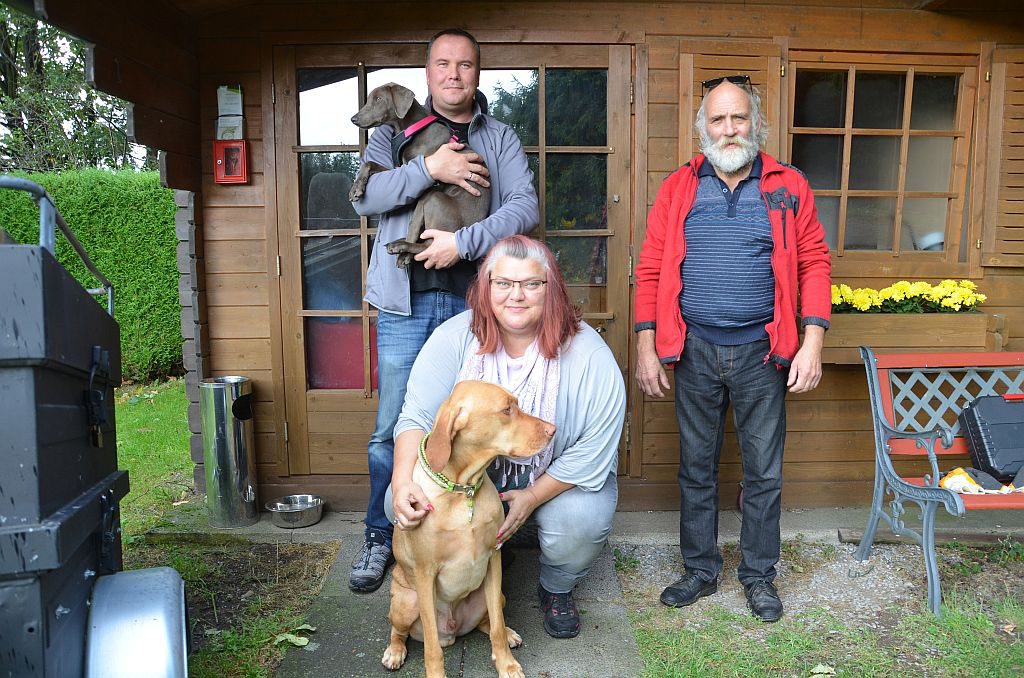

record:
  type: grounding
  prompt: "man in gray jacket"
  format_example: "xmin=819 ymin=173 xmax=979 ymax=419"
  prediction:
xmin=348 ymin=27 xmax=539 ymax=592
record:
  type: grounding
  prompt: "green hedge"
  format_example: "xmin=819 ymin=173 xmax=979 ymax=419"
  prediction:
xmin=0 ymin=170 xmax=180 ymax=381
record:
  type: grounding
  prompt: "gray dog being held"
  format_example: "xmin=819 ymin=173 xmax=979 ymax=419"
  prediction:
xmin=349 ymin=83 xmax=490 ymax=268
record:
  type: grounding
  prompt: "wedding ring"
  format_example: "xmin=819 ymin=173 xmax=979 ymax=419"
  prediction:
xmin=392 ymin=517 xmax=399 ymax=526
xmin=469 ymin=171 xmax=475 ymax=181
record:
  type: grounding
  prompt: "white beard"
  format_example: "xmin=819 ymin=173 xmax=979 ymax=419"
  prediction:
xmin=702 ymin=133 xmax=759 ymax=175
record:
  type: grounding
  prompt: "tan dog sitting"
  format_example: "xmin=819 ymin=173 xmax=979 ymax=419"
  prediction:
xmin=383 ymin=380 xmax=556 ymax=678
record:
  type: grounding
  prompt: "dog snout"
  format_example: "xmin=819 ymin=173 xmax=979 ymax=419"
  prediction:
xmin=543 ymin=422 xmax=556 ymax=439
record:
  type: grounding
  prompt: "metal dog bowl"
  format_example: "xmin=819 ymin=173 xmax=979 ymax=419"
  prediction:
xmin=265 ymin=494 xmax=324 ymax=529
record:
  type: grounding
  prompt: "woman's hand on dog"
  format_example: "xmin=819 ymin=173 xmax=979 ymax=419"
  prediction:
xmin=424 ymin=142 xmax=490 ymax=196
xmin=495 ymin=487 xmax=540 ymax=547
xmin=393 ymin=480 xmax=433 ymax=529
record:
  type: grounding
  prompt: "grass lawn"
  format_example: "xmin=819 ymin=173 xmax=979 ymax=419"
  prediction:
xmin=115 ymin=378 xmax=194 ymax=540
xmin=618 ymin=539 xmax=1024 ymax=678
xmin=114 ymin=378 xmax=338 ymax=678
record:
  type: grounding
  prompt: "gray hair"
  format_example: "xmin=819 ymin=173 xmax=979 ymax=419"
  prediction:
xmin=482 ymin=235 xmax=551 ymax=276
xmin=694 ymin=83 xmax=769 ymax=150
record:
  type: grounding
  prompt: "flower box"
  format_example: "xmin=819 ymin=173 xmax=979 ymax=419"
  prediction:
xmin=818 ymin=313 xmax=1007 ymax=364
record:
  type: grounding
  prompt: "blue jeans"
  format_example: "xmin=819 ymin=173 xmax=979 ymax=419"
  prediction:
xmin=364 ymin=291 xmax=466 ymax=545
xmin=673 ymin=333 xmax=787 ymax=585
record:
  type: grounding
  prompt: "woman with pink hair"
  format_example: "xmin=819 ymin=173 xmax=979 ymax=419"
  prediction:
xmin=389 ymin=235 xmax=624 ymax=639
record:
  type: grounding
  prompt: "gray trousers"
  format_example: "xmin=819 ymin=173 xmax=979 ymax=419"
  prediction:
xmin=385 ymin=470 xmax=617 ymax=593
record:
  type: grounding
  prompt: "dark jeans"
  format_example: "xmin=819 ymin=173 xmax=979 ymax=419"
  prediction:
xmin=673 ymin=333 xmax=787 ymax=585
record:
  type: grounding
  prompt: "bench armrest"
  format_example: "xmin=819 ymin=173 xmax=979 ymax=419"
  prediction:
xmin=876 ymin=417 xmax=955 ymax=487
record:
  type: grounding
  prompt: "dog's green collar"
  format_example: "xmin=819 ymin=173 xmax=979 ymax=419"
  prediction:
xmin=418 ymin=433 xmax=485 ymax=522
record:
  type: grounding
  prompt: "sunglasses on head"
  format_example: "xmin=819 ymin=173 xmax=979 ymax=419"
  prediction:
xmin=701 ymin=75 xmax=752 ymax=95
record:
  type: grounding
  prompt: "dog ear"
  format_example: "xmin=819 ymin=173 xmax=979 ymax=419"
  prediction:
xmin=424 ymin=402 xmax=466 ymax=471
xmin=390 ymin=84 xmax=416 ymax=119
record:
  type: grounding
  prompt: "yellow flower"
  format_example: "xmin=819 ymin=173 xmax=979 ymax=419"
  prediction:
xmin=831 ymin=279 xmax=985 ymax=313
xmin=851 ymin=288 xmax=879 ymax=311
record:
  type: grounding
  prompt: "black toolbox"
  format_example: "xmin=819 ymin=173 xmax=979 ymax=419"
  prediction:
xmin=958 ymin=394 xmax=1024 ymax=480
xmin=0 ymin=244 xmax=126 ymax=676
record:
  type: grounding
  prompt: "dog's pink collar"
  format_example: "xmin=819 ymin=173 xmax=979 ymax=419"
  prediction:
xmin=404 ymin=115 xmax=459 ymax=143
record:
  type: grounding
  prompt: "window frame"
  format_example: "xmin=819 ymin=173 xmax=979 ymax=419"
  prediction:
xmin=786 ymin=51 xmax=980 ymax=279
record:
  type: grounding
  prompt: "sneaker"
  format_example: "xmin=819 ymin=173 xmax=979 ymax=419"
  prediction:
xmin=659 ymin=573 xmax=718 ymax=608
xmin=348 ymin=531 xmax=394 ymax=593
xmin=537 ymin=585 xmax=581 ymax=638
xmin=744 ymin=579 xmax=783 ymax=622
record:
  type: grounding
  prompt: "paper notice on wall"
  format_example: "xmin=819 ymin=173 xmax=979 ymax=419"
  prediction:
xmin=217 ymin=115 xmax=244 ymax=140
xmin=217 ymin=85 xmax=244 ymax=139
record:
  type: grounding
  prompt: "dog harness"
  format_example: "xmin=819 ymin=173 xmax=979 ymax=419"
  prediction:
xmin=390 ymin=115 xmax=460 ymax=168
xmin=418 ymin=433 xmax=486 ymax=523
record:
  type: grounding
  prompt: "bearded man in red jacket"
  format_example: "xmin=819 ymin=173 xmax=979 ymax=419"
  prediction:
xmin=634 ymin=76 xmax=832 ymax=623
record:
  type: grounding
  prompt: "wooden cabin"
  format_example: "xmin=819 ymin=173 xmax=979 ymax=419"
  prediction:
xmin=20 ymin=0 xmax=1024 ymax=510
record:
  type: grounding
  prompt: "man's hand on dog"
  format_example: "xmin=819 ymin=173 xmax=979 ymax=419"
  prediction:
xmin=496 ymin=487 xmax=540 ymax=547
xmin=424 ymin=141 xmax=490 ymax=196
xmin=414 ymin=230 xmax=461 ymax=269
xmin=392 ymin=481 xmax=433 ymax=529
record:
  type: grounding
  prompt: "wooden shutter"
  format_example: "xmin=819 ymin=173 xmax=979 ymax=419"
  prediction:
xmin=678 ymin=39 xmax=785 ymax=163
xmin=982 ymin=47 xmax=1024 ymax=267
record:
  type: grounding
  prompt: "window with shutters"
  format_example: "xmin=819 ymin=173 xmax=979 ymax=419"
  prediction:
xmin=787 ymin=52 xmax=978 ymax=277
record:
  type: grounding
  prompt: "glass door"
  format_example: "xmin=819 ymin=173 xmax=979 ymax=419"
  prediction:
xmin=273 ymin=43 xmax=631 ymax=476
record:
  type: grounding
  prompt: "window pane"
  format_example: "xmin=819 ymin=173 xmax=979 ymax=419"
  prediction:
xmin=300 ymin=153 xmax=361 ymax=230
xmin=853 ymin=72 xmax=905 ymax=129
xmin=546 ymin=69 xmax=607 ymax=146
xmin=845 ymin=197 xmax=896 ymax=250
xmin=305 ymin=317 xmax=376 ymax=390
xmin=366 ymin=67 xmax=428 ymax=102
xmin=902 ymin=198 xmax=948 ymax=251
xmin=546 ymin=154 xmax=607 ymax=230
xmin=481 ymin=69 xmax=539 ymax=146
xmin=791 ymin=135 xmax=843 ymax=190
xmin=302 ymin=235 xmax=362 ymax=310
xmin=547 ymin=236 xmax=607 ymax=285
xmin=911 ymin=74 xmax=959 ymax=130
xmin=849 ymin=136 xmax=900 ymax=190
xmin=815 ymin=196 xmax=840 ymax=250
xmin=527 ymin=152 xmax=540 ymax=197
xmin=299 ymin=68 xmax=359 ymax=145
xmin=794 ymin=70 xmax=847 ymax=128
xmin=906 ymin=137 xmax=953 ymax=192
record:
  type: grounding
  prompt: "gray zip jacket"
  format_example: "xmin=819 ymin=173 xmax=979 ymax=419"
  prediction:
xmin=352 ymin=96 xmax=539 ymax=315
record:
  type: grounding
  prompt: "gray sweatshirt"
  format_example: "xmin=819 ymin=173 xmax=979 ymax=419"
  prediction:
xmin=352 ymin=98 xmax=539 ymax=315
xmin=395 ymin=312 xmax=625 ymax=491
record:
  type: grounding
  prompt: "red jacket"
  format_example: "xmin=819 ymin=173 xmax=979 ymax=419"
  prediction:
xmin=634 ymin=152 xmax=832 ymax=367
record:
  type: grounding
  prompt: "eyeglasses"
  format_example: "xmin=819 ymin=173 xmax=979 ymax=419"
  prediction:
xmin=489 ymin=277 xmax=547 ymax=293
xmin=701 ymin=75 xmax=752 ymax=95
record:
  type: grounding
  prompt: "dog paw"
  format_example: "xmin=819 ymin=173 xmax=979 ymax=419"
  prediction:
xmin=496 ymin=659 xmax=525 ymax=678
xmin=381 ymin=644 xmax=408 ymax=670
xmin=505 ymin=626 xmax=523 ymax=648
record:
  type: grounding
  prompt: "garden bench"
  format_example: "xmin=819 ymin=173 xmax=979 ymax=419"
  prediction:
xmin=856 ymin=346 xmax=1024 ymax=615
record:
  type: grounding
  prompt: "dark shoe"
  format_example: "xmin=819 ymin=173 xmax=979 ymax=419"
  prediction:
xmin=348 ymin=531 xmax=394 ymax=593
xmin=744 ymin=579 xmax=783 ymax=622
xmin=660 ymin=573 xmax=718 ymax=608
xmin=538 ymin=585 xmax=581 ymax=638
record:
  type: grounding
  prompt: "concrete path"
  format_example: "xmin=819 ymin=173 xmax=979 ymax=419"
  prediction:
xmin=275 ymin=539 xmax=640 ymax=678
xmin=161 ymin=506 xmax=1024 ymax=677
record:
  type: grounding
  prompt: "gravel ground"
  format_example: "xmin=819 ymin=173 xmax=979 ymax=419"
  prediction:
xmin=614 ymin=535 xmax=1024 ymax=676
xmin=614 ymin=540 xmax=920 ymax=630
